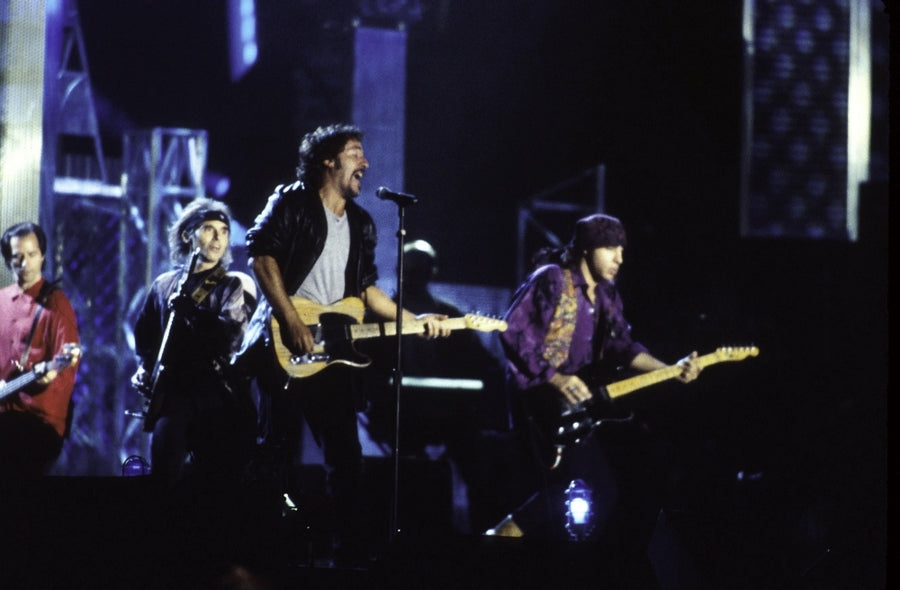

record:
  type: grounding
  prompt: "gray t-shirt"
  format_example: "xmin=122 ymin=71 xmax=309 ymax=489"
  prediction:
xmin=295 ymin=203 xmax=350 ymax=304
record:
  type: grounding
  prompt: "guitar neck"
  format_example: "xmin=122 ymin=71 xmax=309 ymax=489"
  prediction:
xmin=0 ymin=372 xmax=38 ymax=402
xmin=350 ymin=317 xmax=469 ymax=341
xmin=604 ymin=352 xmax=722 ymax=399
xmin=0 ymin=345 xmax=80 ymax=403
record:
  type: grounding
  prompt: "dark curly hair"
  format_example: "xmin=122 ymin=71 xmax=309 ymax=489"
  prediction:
xmin=296 ymin=123 xmax=364 ymax=189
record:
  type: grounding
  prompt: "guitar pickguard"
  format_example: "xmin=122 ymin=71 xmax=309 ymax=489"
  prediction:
xmin=286 ymin=313 xmax=371 ymax=372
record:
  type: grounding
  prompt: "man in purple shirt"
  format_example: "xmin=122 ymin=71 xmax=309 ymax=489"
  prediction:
xmin=502 ymin=213 xmax=700 ymax=399
xmin=495 ymin=214 xmax=702 ymax=585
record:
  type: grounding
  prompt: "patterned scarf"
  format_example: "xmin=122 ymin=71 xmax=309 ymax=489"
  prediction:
xmin=542 ymin=268 xmax=578 ymax=368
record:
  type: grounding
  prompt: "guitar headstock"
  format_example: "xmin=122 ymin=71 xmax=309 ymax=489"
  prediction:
xmin=464 ymin=314 xmax=508 ymax=333
xmin=52 ymin=343 xmax=83 ymax=370
xmin=713 ymin=346 xmax=759 ymax=361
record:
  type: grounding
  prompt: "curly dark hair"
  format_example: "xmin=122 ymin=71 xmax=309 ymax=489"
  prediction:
xmin=296 ymin=123 xmax=364 ymax=189
xmin=1 ymin=221 xmax=47 ymax=270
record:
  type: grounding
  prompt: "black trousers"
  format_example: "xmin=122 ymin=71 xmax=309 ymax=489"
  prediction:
xmin=260 ymin=364 xmax=366 ymax=556
xmin=150 ymin=389 xmax=257 ymax=491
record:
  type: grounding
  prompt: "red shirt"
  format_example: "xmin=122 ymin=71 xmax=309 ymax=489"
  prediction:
xmin=0 ymin=278 xmax=80 ymax=437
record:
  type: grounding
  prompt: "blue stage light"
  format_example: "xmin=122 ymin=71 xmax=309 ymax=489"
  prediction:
xmin=564 ymin=478 xmax=594 ymax=541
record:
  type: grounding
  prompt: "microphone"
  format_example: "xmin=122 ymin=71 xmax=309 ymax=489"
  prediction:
xmin=376 ymin=186 xmax=419 ymax=206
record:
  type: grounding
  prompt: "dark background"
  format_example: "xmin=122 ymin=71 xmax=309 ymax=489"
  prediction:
xmin=72 ymin=1 xmax=888 ymax=586
xmin=79 ymin=0 xmax=747 ymax=286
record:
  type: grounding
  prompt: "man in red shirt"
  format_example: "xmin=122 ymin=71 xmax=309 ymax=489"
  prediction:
xmin=0 ymin=222 xmax=81 ymax=481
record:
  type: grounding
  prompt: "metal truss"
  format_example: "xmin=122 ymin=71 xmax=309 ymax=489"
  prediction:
xmin=515 ymin=164 xmax=607 ymax=284
xmin=48 ymin=3 xmax=209 ymax=476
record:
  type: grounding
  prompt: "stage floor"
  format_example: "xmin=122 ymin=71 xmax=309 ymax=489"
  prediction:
xmin=0 ymin=474 xmax=884 ymax=590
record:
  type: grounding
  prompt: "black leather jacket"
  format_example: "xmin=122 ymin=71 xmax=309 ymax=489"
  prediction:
xmin=239 ymin=181 xmax=379 ymax=355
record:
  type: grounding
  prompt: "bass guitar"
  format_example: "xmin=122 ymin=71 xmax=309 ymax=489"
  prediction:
xmin=0 ymin=343 xmax=83 ymax=403
xmin=526 ymin=346 xmax=759 ymax=469
xmin=271 ymin=296 xmax=508 ymax=379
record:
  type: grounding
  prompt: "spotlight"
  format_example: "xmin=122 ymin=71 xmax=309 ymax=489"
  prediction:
xmin=564 ymin=478 xmax=594 ymax=541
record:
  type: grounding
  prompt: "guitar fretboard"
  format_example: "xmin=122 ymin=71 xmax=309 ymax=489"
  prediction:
xmin=349 ymin=317 xmax=470 ymax=340
xmin=0 ymin=373 xmax=38 ymax=402
xmin=604 ymin=348 xmax=758 ymax=399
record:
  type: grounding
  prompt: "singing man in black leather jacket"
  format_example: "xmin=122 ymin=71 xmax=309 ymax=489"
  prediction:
xmin=238 ymin=123 xmax=449 ymax=568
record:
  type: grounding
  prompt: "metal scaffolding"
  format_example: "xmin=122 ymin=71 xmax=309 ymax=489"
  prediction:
xmin=53 ymin=128 xmax=209 ymax=475
xmin=48 ymin=3 xmax=209 ymax=475
xmin=515 ymin=164 xmax=607 ymax=284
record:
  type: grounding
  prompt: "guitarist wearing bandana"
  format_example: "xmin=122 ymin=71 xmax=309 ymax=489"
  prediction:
xmin=0 ymin=222 xmax=81 ymax=482
xmin=497 ymin=214 xmax=703 ymax=586
xmin=131 ymin=198 xmax=258 ymax=504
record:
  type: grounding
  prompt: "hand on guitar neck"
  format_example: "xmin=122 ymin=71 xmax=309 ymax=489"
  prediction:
xmin=529 ymin=346 xmax=759 ymax=470
xmin=35 ymin=368 xmax=59 ymax=386
xmin=0 ymin=343 xmax=82 ymax=404
xmin=548 ymin=351 xmax=704 ymax=408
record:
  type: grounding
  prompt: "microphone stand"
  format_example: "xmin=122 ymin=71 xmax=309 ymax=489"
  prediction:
xmin=142 ymin=249 xmax=201 ymax=432
xmin=389 ymin=201 xmax=409 ymax=543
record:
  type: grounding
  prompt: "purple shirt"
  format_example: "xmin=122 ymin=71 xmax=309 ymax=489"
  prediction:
xmin=500 ymin=264 xmax=647 ymax=391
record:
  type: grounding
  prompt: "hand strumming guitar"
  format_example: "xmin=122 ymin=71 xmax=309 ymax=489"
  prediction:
xmin=277 ymin=310 xmax=316 ymax=356
xmin=548 ymin=372 xmax=592 ymax=406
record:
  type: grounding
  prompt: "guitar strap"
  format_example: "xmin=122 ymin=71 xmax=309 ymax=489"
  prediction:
xmin=19 ymin=280 xmax=60 ymax=367
xmin=542 ymin=268 xmax=578 ymax=368
xmin=533 ymin=268 xmax=578 ymax=470
xmin=188 ymin=264 xmax=228 ymax=305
